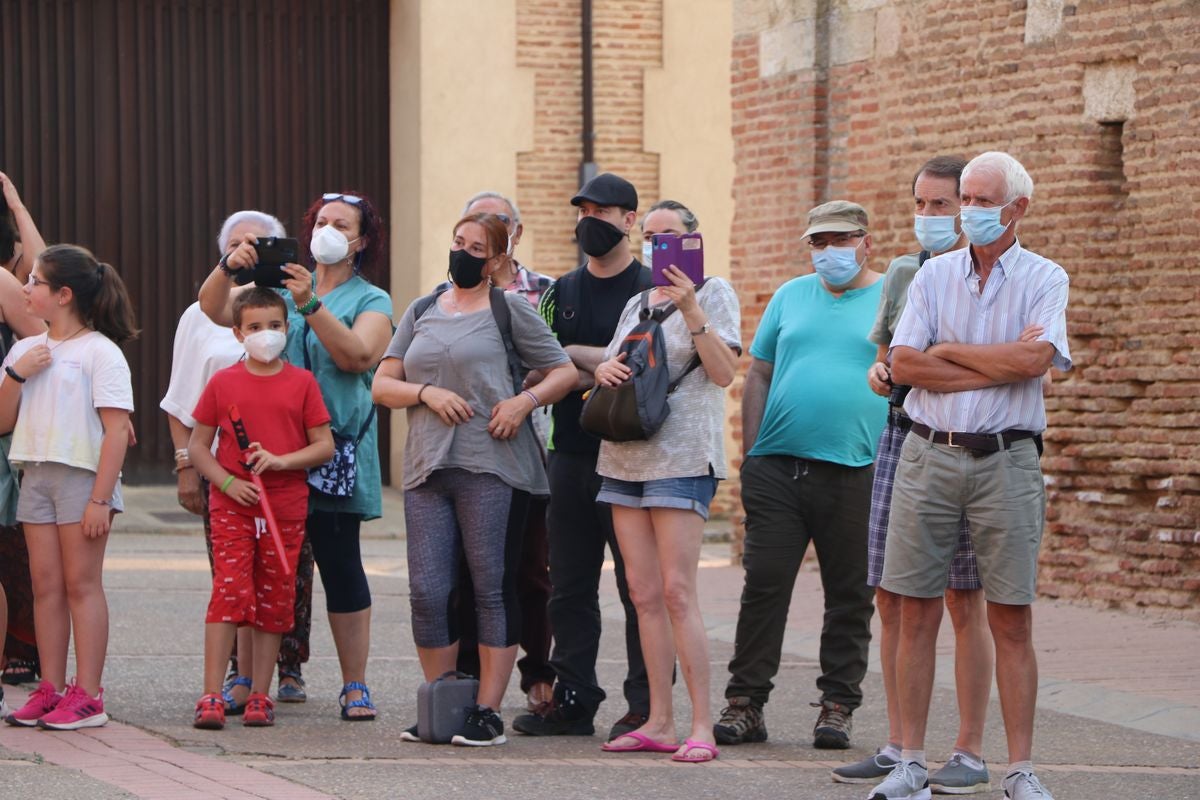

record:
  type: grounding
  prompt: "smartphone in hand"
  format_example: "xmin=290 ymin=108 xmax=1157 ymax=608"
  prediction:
xmin=650 ymin=232 xmax=704 ymax=287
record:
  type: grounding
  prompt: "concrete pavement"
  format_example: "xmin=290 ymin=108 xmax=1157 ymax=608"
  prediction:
xmin=0 ymin=485 xmax=1197 ymax=799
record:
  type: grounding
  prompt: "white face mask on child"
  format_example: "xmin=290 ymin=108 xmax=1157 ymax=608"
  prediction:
xmin=242 ymin=329 xmax=287 ymax=362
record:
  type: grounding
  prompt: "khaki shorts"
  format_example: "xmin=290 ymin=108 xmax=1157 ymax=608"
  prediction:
xmin=880 ymin=433 xmax=1044 ymax=605
xmin=16 ymin=461 xmax=125 ymax=525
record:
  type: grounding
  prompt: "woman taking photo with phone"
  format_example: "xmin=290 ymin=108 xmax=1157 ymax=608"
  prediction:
xmin=372 ymin=212 xmax=577 ymax=746
xmin=199 ymin=191 xmax=393 ymax=721
xmin=592 ymin=201 xmax=741 ymax=763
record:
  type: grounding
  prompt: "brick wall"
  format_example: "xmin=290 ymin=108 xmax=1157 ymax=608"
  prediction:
xmin=516 ymin=0 xmax=661 ymax=278
xmin=730 ymin=0 xmax=1200 ymax=619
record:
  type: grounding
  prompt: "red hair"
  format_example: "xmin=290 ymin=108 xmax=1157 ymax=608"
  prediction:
xmin=300 ymin=190 xmax=387 ymax=279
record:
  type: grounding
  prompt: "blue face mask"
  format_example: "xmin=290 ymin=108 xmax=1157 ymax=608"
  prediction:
xmin=960 ymin=199 xmax=1015 ymax=246
xmin=641 ymin=241 xmax=653 ymax=267
xmin=811 ymin=240 xmax=863 ymax=287
xmin=913 ymin=214 xmax=960 ymax=254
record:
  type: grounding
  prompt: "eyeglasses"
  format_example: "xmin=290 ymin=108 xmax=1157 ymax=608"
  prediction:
xmin=807 ymin=232 xmax=864 ymax=250
xmin=322 ymin=193 xmax=363 ymax=205
xmin=26 ymin=275 xmax=51 ymax=288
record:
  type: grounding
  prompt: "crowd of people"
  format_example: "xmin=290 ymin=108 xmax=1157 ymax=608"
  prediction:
xmin=0 ymin=150 xmax=1069 ymax=800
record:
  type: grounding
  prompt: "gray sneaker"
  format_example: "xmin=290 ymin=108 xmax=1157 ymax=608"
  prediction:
xmin=1003 ymin=770 xmax=1054 ymax=800
xmin=929 ymin=754 xmax=990 ymax=794
xmin=868 ymin=760 xmax=931 ymax=800
xmin=831 ymin=749 xmax=898 ymax=783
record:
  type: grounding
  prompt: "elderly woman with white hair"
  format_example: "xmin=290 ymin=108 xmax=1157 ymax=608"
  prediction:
xmin=160 ymin=209 xmax=314 ymax=712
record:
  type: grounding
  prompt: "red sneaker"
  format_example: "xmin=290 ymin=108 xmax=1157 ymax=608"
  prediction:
xmin=242 ymin=692 xmax=275 ymax=727
xmin=38 ymin=682 xmax=108 ymax=730
xmin=193 ymin=693 xmax=226 ymax=730
xmin=4 ymin=680 xmax=64 ymax=727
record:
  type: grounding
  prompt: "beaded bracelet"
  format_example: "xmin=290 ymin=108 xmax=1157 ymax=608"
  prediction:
xmin=297 ymin=294 xmax=321 ymax=315
xmin=219 ymin=475 xmax=236 ymax=494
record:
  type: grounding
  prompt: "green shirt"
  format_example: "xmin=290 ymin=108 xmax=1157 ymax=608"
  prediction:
xmin=281 ymin=276 xmax=393 ymax=520
xmin=869 ymin=252 xmax=922 ymax=347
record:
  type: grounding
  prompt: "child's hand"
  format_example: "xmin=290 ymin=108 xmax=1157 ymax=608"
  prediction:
xmin=225 ymin=477 xmax=261 ymax=507
xmin=245 ymin=443 xmax=286 ymax=474
xmin=12 ymin=344 xmax=52 ymax=381
xmin=82 ymin=501 xmax=112 ymax=539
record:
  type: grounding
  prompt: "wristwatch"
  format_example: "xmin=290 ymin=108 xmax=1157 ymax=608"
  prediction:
xmin=690 ymin=322 xmax=711 ymax=336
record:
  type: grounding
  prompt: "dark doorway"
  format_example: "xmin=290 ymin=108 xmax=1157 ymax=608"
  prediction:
xmin=0 ymin=0 xmax=391 ymax=481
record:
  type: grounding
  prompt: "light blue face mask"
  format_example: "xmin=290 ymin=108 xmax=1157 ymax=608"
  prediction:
xmin=811 ymin=240 xmax=863 ymax=287
xmin=641 ymin=241 xmax=653 ymax=267
xmin=913 ymin=214 xmax=960 ymax=253
xmin=960 ymin=199 xmax=1015 ymax=246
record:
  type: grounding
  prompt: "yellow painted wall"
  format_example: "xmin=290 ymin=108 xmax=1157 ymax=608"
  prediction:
xmin=388 ymin=0 xmax=535 ymax=481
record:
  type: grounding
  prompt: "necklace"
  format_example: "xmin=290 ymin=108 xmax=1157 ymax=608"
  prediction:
xmin=47 ymin=326 xmax=89 ymax=353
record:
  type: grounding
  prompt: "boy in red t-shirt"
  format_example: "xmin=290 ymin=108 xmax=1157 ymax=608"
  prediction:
xmin=188 ymin=288 xmax=333 ymax=729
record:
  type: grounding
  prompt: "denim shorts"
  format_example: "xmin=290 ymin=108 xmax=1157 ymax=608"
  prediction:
xmin=596 ymin=475 xmax=719 ymax=521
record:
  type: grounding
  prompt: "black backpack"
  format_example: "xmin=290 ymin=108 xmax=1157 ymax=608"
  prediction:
xmin=579 ymin=291 xmax=701 ymax=442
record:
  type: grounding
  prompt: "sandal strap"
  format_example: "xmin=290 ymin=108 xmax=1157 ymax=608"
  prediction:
xmin=339 ymin=681 xmax=374 ymax=709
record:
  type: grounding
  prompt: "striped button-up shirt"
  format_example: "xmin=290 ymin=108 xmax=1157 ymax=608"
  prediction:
xmin=890 ymin=240 xmax=1071 ymax=434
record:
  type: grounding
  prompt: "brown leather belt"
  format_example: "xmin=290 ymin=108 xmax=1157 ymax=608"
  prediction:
xmin=909 ymin=422 xmax=1036 ymax=454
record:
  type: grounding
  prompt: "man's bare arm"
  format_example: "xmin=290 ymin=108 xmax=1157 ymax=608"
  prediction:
xmin=741 ymin=358 xmax=773 ymax=458
xmin=891 ymin=346 xmax=1000 ymax=393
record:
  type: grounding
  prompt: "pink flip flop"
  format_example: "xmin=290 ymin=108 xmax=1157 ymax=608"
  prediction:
xmin=671 ymin=738 xmax=720 ymax=763
xmin=601 ymin=730 xmax=680 ymax=753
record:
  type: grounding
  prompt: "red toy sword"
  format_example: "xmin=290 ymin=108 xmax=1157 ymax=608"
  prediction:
xmin=228 ymin=405 xmax=292 ymax=576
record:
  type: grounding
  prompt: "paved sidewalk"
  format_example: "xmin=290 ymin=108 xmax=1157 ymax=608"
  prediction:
xmin=0 ymin=485 xmax=1195 ymax=799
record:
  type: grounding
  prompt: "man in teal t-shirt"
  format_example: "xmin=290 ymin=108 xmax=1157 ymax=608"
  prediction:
xmin=714 ymin=200 xmax=885 ymax=752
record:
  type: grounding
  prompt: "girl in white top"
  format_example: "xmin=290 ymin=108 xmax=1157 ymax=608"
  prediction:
xmin=0 ymin=244 xmax=137 ymax=731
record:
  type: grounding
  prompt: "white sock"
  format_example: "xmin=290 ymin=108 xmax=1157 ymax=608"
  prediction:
xmin=901 ymin=750 xmax=927 ymax=769
xmin=1007 ymin=759 xmax=1034 ymax=777
xmin=881 ymin=743 xmax=902 ymax=761
xmin=953 ymin=749 xmax=985 ymax=770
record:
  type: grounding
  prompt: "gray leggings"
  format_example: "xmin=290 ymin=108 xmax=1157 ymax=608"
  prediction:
xmin=404 ymin=468 xmax=528 ymax=649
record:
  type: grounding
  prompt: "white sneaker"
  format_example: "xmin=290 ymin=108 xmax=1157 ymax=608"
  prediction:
xmin=1003 ymin=770 xmax=1054 ymax=800
xmin=869 ymin=760 xmax=932 ymax=800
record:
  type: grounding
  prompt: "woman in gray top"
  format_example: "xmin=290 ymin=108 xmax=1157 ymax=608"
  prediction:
xmin=592 ymin=202 xmax=741 ymax=763
xmin=372 ymin=213 xmax=576 ymax=746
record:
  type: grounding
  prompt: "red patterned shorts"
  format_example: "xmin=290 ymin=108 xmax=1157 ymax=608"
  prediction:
xmin=206 ymin=509 xmax=305 ymax=633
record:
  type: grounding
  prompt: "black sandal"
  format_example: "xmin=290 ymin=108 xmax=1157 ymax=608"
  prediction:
xmin=1 ymin=659 xmax=37 ymax=686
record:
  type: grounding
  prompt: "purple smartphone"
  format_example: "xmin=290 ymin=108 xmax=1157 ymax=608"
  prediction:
xmin=651 ymin=232 xmax=704 ymax=287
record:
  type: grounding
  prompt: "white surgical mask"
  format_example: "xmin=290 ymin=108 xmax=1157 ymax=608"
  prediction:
xmin=309 ymin=225 xmax=359 ymax=265
xmin=242 ymin=329 xmax=287 ymax=363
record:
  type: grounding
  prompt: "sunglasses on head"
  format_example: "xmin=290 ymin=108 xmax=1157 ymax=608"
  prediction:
xmin=322 ymin=193 xmax=363 ymax=205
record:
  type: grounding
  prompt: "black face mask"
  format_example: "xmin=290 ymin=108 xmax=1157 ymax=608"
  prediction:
xmin=448 ymin=248 xmax=489 ymax=289
xmin=575 ymin=216 xmax=626 ymax=258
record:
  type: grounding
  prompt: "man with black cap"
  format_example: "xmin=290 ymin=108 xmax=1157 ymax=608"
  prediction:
xmin=713 ymin=200 xmax=885 ymax=751
xmin=513 ymin=173 xmax=652 ymax=741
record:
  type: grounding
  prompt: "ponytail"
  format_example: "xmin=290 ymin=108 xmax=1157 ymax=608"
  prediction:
xmin=37 ymin=244 xmax=140 ymax=344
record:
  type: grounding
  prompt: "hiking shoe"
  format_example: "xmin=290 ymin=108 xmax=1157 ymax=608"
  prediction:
xmin=38 ymin=683 xmax=109 ymax=730
xmin=242 ymin=692 xmax=275 ymax=727
xmin=193 ymin=693 xmax=226 ymax=730
xmin=607 ymin=710 xmax=649 ymax=741
xmin=400 ymin=723 xmax=420 ymax=742
xmin=512 ymin=686 xmax=595 ymax=736
xmin=831 ymin=749 xmax=899 ymax=783
xmin=713 ymin=696 xmax=767 ymax=744
xmin=869 ymin=760 xmax=931 ymax=800
xmin=812 ymin=699 xmax=852 ymax=749
xmin=4 ymin=680 xmax=63 ymax=727
xmin=451 ymin=705 xmax=507 ymax=746
xmin=930 ymin=754 xmax=990 ymax=794
xmin=1003 ymin=770 xmax=1054 ymax=800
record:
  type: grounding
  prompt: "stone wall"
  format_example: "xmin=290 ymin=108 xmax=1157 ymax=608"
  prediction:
xmin=729 ymin=0 xmax=1200 ymax=618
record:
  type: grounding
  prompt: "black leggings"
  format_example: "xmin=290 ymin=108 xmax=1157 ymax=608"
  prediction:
xmin=307 ymin=509 xmax=372 ymax=614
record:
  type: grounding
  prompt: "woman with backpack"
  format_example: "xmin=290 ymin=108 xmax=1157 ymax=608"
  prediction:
xmin=371 ymin=212 xmax=577 ymax=746
xmin=591 ymin=201 xmax=741 ymax=763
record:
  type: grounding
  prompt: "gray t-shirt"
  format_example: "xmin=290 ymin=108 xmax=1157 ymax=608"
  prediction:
xmin=385 ymin=292 xmax=570 ymax=495
xmin=596 ymin=278 xmax=742 ymax=482
xmin=869 ymin=252 xmax=921 ymax=346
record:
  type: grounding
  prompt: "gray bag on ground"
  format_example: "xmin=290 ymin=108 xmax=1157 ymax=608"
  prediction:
xmin=417 ymin=670 xmax=479 ymax=743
